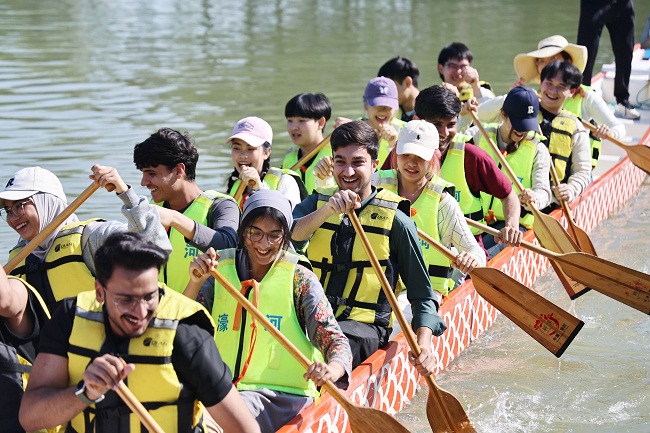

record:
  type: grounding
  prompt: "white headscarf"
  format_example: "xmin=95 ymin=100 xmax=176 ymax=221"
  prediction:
xmin=12 ymin=191 xmax=79 ymax=261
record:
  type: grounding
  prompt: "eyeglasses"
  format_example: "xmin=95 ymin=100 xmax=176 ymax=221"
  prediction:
xmin=103 ymin=287 xmax=163 ymax=313
xmin=245 ymin=227 xmax=284 ymax=244
xmin=444 ymin=62 xmax=469 ymax=72
xmin=0 ymin=199 xmax=33 ymax=221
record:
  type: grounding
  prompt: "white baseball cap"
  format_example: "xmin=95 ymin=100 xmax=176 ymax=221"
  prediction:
xmin=396 ymin=120 xmax=439 ymax=161
xmin=0 ymin=167 xmax=66 ymax=207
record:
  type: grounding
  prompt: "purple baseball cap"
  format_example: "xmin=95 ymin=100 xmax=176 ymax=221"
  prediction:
xmin=363 ymin=77 xmax=399 ymax=110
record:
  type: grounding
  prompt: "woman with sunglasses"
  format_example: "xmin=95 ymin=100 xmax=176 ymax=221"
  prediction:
xmin=185 ymin=189 xmax=351 ymax=433
xmin=0 ymin=165 xmax=170 ymax=312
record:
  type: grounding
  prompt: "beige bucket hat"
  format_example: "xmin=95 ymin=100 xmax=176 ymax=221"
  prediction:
xmin=514 ymin=35 xmax=588 ymax=83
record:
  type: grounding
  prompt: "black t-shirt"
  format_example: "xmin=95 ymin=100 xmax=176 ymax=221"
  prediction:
xmin=39 ymin=297 xmax=233 ymax=408
xmin=0 ymin=288 xmax=48 ymax=363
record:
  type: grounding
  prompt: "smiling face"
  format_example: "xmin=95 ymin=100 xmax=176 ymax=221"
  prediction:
xmin=244 ymin=215 xmax=285 ymax=277
xmin=365 ymin=104 xmax=396 ymax=131
xmin=96 ymin=265 xmax=160 ymax=338
xmin=333 ymin=144 xmax=378 ymax=200
xmin=3 ymin=198 xmax=39 ymax=241
xmin=397 ymin=153 xmax=429 ymax=184
xmin=424 ymin=116 xmax=458 ymax=156
xmin=231 ymin=138 xmax=270 ymax=175
xmin=438 ymin=58 xmax=470 ymax=87
xmin=139 ymin=164 xmax=179 ymax=204
xmin=286 ymin=117 xmax=323 ymax=148
xmin=540 ymin=72 xmax=573 ymax=114
xmin=499 ymin=116 xmax=528 ymax=145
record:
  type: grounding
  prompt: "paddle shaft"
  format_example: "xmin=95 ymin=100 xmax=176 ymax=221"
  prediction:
xmin=208 ymin=269 xmax=353 ymax=407
xmin=4 ymin=183 xmax=99 ymax=273
xmin=348 ymin=211 xmax=470 ymax=432
xmin=115 ymin=382 xmax=165 ymax=433
xmin=549 ymin=157 xmax=579 ymax=239
xmin=232 ymin=179 xmax=256 ymax=204
xmin=290 ymin=133 xmax=332 ymax=171
xmin=580 ymin=118 xmax=631 ymax=149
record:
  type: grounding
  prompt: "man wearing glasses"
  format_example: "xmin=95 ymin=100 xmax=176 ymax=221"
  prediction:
xmin=437 ymin=42 xmax=495 ymax=102
xmin=19 ymin=232 xmax=260 ymax=433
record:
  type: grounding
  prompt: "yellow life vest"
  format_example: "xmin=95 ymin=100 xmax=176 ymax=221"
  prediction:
xmin=476 ymin=124 xmax=537 ymax=229
xmin=67 ymin=288 xmax=214 ymax=433
xmin=282 ymin=145 xmax=333 ymax=195
xmin=9 ymin=219 xmax=102 ymax=311
xmin=306 ymin=187 xmax=408 ymax=327
xmin=541 ymin=110 xmax=578 ymax=183
xmin=374 ymin=170 xmax=455 ymax=295
xmin=440 ymin=142 xmax=486 ymax=235
xmin=229 ymin=167 xmax=308 ymax=208
xmin=212 ymin=249 xmax=322 ymax=397
xmin=561 ymin=84 xmax=601 ymax=169
xmin=0 ymin=277 xmax=55 ymax=433
xmin=154 ymin=190 xmax=235 ymax=293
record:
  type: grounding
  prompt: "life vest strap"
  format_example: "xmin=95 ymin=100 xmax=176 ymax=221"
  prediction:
xmin=327 ymin=295 xmax=393 ymax=313
xmin=313 ymin=259 xmax=390 ymax=273
xmin=464 ymin=209 xmax=484 ymax=222
xmin=428 ymin=264 xmax=452 ymax=279
xmin=12 ymin=254 xmax=85 ymax=276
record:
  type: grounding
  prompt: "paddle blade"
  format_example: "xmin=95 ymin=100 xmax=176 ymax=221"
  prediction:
xmin=346 ymin=404 xmax=411 ymax=433
xmin=625 ymin=144 xmax=650 ymax=175
xmin=425 ymin=379 xmax=475 ymax=433
xmin=533 ymin=213 xmax=591 ymax=299
xmin=472 ymin=267 xmax=584 ymax=357
xmin=567 ymin=223 xmax=598 ymax=257
xmin=555 ymin=253 xmax=650 ymax=315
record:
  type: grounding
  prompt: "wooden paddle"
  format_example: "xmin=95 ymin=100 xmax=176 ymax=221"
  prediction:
xmin=580 ymin=119 xmax=650 ymax=174
xmin=348 ymin=212 xmax=475 ymax=433
xmin=232 ymin=179 xmax=256 ymax=205
xmin=417 ymin=229 xmax=583 ymax=357
xmin=465 ymin=219 xmax=650 ymax=315
xmin=289 ymin=133 xmax=332 ymax=171
xmin=115 ymin=359 xmax=165 ymax=433
xmin=4 ymin=183 xmax=99 ymax=273
xmin=208 ymin=268 xmax=412 ymax=433
xmin=469 ymin=110 xmax=590 ymax=299
xmin=549 ymin=157 xmax=597 ymax=256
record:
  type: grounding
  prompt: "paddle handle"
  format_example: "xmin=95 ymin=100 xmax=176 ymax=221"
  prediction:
xmin=580 ymin=118 xmax=628 ymax=148
xmin=347 ymin=212 xmax=422 ymax=357
xmin=548 ymin=156 xmax=580 ymax=240
xmin=232 ymin=179 xmax=256 ymax=203
xmin=4 ymin=183 xmax=99 ymax=273
xmin=417 ymin=229 xmax=457 ymax=262
xmin=115 ymin=382 xmax=165 ymax=433
xmin=208 ymin=268 xmax=352 ymax=407
xmin=290 ymin=133 xmax=332 ymax=171
xmin=464 ymin=217 xmax=557 ymax=259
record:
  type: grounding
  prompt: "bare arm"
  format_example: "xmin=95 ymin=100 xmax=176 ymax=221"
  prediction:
xmin=498 ymin=190 xmax=523 ymax=247
xmin=206 ymin=386 xmax=261 ymax=433
xmin=0 ymin=267 xmax=31 ymax=338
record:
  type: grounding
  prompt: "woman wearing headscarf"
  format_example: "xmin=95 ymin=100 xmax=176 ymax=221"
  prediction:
xmin=186 ymin=189 xmax=351 ymax=433
xmin=0 ymin=165 xmax=170 ymax=311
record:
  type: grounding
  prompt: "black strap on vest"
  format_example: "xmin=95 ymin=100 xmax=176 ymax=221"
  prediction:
xmin=428 ymin=264 xmax=452 ymax=279
xmin=11 ymin=254 xmax=85 ymax=276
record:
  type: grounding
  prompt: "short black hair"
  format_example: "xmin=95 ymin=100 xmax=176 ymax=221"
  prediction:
xmin=133 ymin=128 xmax=199 ymax=180
xmin=285 ymin=93 xmax=332 ymax=122
xmin=94 ymin=232 xmax=168 ymax=287
xmin=330 ymin=121 xmax=379 ymax=161
xmin=414 ymin=85 xmax=462 ymax=121
xmin=540 ymin=61 xmax=582 ymax=90
xmin=437 ymin=42 xmax=473 ymax=81
xmin=239 ymin=206 xmax=291 ymax=252
xmin=377 ymin=56 xmax=420 ymax=88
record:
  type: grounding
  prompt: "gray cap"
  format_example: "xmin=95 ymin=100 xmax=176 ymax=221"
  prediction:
xmin=242 ymin=189 xmax=293 ymax=228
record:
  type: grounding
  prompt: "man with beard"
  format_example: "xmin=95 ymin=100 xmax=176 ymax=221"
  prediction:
xmin=291 ymin=121 xmax=447 ymax=370
xmin=19 ymin=232 xmax=260 ymax=433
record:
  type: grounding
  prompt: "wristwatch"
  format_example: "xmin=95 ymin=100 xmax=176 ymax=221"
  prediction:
xmin=75 ymin=380 xmax=105 ymax=405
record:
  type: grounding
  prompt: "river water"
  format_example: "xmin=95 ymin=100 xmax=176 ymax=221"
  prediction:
xmin=1 ymin=1 xmax=648 ymax=431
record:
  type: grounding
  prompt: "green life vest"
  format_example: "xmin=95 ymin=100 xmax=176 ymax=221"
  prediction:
xmin=212 ymin=248 xmax=322 ymax=397
xmin=67 ymin=288 xmax=214 ymax=433
xmin=9 ymin=219 xmax=103 ymax=312
xmin=476 ymin=124 xmax=537 ymax=229
xmin=282 ymin=145 xmax=332 ymax=195
xmin=562 ymin=84 xmax=601 ymax=169
xmin=439 ymin=142 xmax=486 ymax=235
xmin=374 ymin=170 xmax=455 ymax=295
xmin=307 ymin=187 xmax=408 ymax=327
xmin=155 ymin=190 xmax=235 ymax=293
xmin=229 ymin=167 xmax=308 ymax=208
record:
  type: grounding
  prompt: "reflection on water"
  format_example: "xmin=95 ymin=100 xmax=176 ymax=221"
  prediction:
xmin=398 ymin=179 xmax=650 ymax=432
xmin=1 ymin=2 xmax=648 ymax=430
